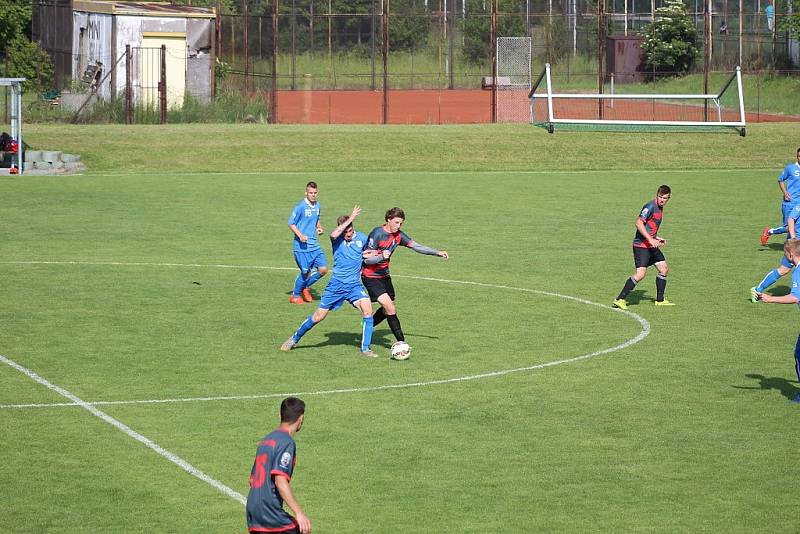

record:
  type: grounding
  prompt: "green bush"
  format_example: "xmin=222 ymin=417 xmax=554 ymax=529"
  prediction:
xmin=639 ymin=0 xmax=699 ymax=77
xmin=6 ymin=36 xmax=54 ymax=92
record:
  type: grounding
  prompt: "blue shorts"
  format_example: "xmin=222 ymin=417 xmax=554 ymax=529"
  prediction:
xmin=319 ymin=279 xmax=369 ymax=311
xmin=294 ymin=249 xmax=327 ymax=275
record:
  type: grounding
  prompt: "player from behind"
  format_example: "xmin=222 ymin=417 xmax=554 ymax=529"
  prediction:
xmin=752 ymin=204 xmax=800 ymax=302
xmin=281 ymin=206 xmax=379 ymax=357
xmin=246 ymin=397 xmax=312 ymax=534
xmin=760 ymin=148 xmax=800 ymax=246
xmin=755 ymin=239 xmax=800 ymax=404
xmin=612 ymin=185 xmax=675 ymax=309
xmin=362 ymin=207 xmax=449 ymax=347
xmin=288 ymin=181 xmax=328 ymax=305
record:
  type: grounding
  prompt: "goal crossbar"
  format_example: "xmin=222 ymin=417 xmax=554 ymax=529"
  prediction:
xmin=527 ymin=64 xmax=746 ymax=134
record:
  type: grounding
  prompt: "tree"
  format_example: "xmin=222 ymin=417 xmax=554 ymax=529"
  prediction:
xmin=6 ymin=36 xmax=54 ymax=91
xmin=460 ymin=0 xmax=526 ymax=65
xmin=0 ymin=0 xmax=32 ymax=59
xmin=777 ymin=0 xmax=800 ymax=39
xmin=639 ymin=0 xmax=699 ymax=77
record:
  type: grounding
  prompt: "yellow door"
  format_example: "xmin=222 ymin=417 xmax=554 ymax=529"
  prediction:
xmin=140 ymin=33 xmax=187 ymax=109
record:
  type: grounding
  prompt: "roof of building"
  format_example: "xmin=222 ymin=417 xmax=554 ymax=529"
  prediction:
xmin=73 ymin=1 xmax=216 ymax=18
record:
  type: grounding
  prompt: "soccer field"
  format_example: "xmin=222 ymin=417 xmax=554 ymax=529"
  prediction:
xmin=2 ymin=124 xmax=799 ymax=532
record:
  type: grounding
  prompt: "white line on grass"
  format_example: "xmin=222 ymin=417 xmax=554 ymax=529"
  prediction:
xmin=0 ymin=354 xmax=247 ymax=504
xmin=0 ymin=260 xmax=650 ymax=409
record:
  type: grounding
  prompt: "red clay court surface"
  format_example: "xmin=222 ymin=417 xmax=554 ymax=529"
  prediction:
xmin=276 ymin=89 xmax=800 ymax=125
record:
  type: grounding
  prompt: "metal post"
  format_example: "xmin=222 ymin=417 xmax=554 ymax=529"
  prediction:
xmin=598 ymin=0 xmax=605 ymax=119
xmin=243 ymin=0 xmax=249 ymax=94
xmin=448 ymin=0 xmax=455 ymax=89
xmin=371 ymin=0 xmax=376 ymax=90
xmin=271 ymin=0 xmax=279 ymax=123
xmin=291 ymin=0 xmax=297 ymax=90
xmin=382 ymin=0 xmax=389 ymax=124
xmin=125 ymin=44 xmax=132 ymax=124
xmin=216 ymin=0 xmax=222 ymax=58
xmin=703 ymin=0 xmax=710 ymax=121
xmin=738 ymin=0 xmax=743 ymax=65
xmin=491 ymin=0 xmax=497 ymax=123
xmin=160 ymin=45 xmax=167 ymax=124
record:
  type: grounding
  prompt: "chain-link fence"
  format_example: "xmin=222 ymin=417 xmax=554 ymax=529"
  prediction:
xmin=29 ymin=0 xmax=799 ymax=123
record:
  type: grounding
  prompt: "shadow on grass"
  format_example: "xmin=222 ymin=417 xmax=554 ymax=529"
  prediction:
xmin=293 ymin=329 xmax=438 ymax=351
xmin=733 ymin=373 xmax=800 ymax=402
xmin=625 ymin=289 xmax=651 ymax=305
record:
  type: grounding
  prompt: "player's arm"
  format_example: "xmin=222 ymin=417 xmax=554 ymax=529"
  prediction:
xmin=789 ymin=217 xmax=797 ymax=239
xmin=316 ymin=221 xmax=324 ymax=235
xmin=408 ymin=242 xmax=448 ymax=259
xmin=759 ymin=293 xmax=799 ymax=304
xmin=274 ymin=476 xmax=311 ymax=534
xmin=330 ymin=205 xmax=361 ymax=240
xmin=289 ymin=223 xmax=308 ymax=243
xmin=635 ymin=217 xmax=662 ymax=248
xmin=779 ymin=175 xmax=791 ymax=202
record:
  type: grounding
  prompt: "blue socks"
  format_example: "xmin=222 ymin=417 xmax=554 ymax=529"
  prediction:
xmin=292 ymin=315 xmax=316 ymax=343
xmin=756 ymin=269 xmax=782 ymax=292
xmin=304 ymin=271 xmax=322 ymax=288
xmin=292 ymin=274 xmax=306 ymax=297
xmin=769 ymin=225 xmax=787 ymax=235
xmin=361 ymin=316 xmax=374 ymax=352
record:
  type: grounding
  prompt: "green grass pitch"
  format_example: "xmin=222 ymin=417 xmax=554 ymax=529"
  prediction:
xmin=2 ymin=124 xmax=799 ymax=532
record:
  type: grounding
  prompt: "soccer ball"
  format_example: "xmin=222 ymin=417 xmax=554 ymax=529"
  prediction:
xmin=390 ymin=341 xmax=411 ymax=361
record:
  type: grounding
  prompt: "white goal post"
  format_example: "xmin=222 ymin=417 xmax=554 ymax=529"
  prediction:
xmin=528 ymin=64 xmax=747 ymax=136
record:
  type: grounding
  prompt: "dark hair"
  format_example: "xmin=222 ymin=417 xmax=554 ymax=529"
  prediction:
xmin=280 ymin=397 xmax=305 ymax=423
xmin=336 ymin=214 xmax=351 ymax=227
xmin=384 ymin=207 xmax=405 ymax=221
xmin=306 ymin=181 xmax=318 ymax=189
xmin=657 ymin=185 xmax=671 ymax=196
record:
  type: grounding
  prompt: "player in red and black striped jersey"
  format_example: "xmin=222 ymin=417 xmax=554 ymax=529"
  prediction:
xmin=612 ymin=185 xmax=674 ymax=309
xmin=361 ymin=207 xmax=449 ymax=345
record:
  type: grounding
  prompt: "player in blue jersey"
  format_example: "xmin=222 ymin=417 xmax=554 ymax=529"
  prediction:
xmin=612 ymin=185 xmax=674 ymax=309
xmin=751 ymin=203 xmax=800 ymax=302
xmin=755 ymin=239 xmax=800 ymax=403
xmin=760 ymin=148 xmax=800 ymax=246
xmin=246 ymin=397 xmax=311 ymax=533
xmin=288 ymin=181 xmax=328 ymax=305
xmin=281 ymin=205 xmax=380 ymax=357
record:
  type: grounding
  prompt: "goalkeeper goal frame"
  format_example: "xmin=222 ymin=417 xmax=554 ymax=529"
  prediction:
xmin=528 ymin=64 xmax=747 ymax=136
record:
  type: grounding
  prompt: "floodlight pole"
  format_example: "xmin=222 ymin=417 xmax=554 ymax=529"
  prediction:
xmin=382 ymin=0 xmax=389 ymax=124
xmin=703 ymin=0 xmax=711 ymax=121
xmin=491 ymin=0 xmax=497 ymax=123
xmin=271 ymin=0 xmax=279 ymax=123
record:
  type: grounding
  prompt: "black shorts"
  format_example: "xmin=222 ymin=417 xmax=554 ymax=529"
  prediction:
xmin=361 ymin=275 xmax=395 ymax=302
xmin=633 ymin=246 xmax=666 ymax=268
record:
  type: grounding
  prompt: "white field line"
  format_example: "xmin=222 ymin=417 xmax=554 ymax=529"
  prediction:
xmin=0 ymin=354 xmax=247 ymax=505
xmin=0 ymin=260 xmax=650 ymax=410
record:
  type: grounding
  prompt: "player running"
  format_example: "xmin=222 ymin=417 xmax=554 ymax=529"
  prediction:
xmin=612 ymin=185 xmax=675 ymax=309
xmin=282 ymin=205 xmax=379 ymax=357
xmin=760 ymin=148 xmax=800 ymax=246
xmin=752 ymin=205 xmax=800 ymax=302
xmin=287 ymin=181 xmax=328 ymax=305
xmin=361 ymin=207 xmax=449 ymax=348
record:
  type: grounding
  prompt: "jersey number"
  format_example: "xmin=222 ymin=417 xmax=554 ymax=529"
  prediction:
xmin=250 ymin=453 xmax=269 ymax=489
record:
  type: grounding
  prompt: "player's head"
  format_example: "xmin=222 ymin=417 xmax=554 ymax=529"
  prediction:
xmin=305 ymin=182 xmax=318 ymax=203
xmin=796 ymin=147 xmax=800 ymax=161
xmin=656 ymin=185 xmax=671 ymax=207
xmin=337 ymin=214 xmax=355 ymax=241
xmin=280 ymin=397 xmax=306 ymax=430
xmin=384 ymin=207 xmax=405 ymax=233
xmin=784 ymin=239 xmax=800 ymax=265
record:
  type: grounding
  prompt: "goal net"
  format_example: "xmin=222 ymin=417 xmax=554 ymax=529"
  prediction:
xmin=528 ymin=64 xmax=747 ymax=135
xmin=496 ymin=37 xmax=532 ymax=123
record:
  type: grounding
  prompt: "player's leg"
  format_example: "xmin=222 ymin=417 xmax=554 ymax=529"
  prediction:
xmin=752 ymin=258 xmax=792 ymax=301
xmin=653 ymin=258 xmax=674 ymax=305
xmin=613 ymin=248 xmax=648 ymax=309
xmin=301 ymin=251 xmax=329 ymax=302
xmin=281 ymin=307 xmax=329 ymax=351
xmin=355 ymin=296 xmax=376 ymax=357
xmin=792 ymin=335 xmax=800 ymax=402
xmin=291 ymin=252 xmax=310 ymax=304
